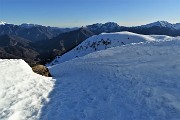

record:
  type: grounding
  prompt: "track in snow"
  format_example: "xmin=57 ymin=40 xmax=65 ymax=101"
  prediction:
xmin=41 ymin=40 xmax=180 ymax=120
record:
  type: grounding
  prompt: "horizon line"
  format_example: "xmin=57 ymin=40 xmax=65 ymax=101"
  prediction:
xmin=1 ymin=20 xmax=180 ymax=28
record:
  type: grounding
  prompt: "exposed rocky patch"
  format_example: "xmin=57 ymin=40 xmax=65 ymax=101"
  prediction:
xmin=32 ymin=65 xmax=51 ymax=77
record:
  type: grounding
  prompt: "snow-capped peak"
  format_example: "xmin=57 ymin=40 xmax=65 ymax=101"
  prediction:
xmin=103 ymin=22 xmax=120 ymax=28
xmin=141 ymin=21 xmax=173 ymax=28
xmin=20 ymin=23 xmax=40 ymax=28
xmin=88 ymin=22 xmax=120 ymax=28
xmin=0 ymin=21 xmax=7 ymax=25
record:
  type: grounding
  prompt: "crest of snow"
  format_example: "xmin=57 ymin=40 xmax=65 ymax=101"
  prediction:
xmin=0 ymin=21 xmax=7 ymax=25
xmin=43 ymin=40 xmax=180 ymax=120
xmin=48 ymin=31 xmax=174 ymax=66
xmin=0 ymin=59 xmax=54 ymax=120
xmin=141 ymin=21 xmax=173 ymax=28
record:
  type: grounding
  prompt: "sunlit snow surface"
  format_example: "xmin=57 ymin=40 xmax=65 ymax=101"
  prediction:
xmin=0 ymin=60 xmax=54 ymax=120
xmin=42 ymin=40 xmax=180 ymax=120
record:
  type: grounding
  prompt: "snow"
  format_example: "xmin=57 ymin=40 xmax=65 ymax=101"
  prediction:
xmin=1 ymin=32 xmax=180 ymax=120
xmin=0 ymin=21 xmax=7 ymax=25
xmin=49 ymin=31 xmax=174 ymax=65
xmin=87 ymin=22 xmax=120 ymax=32
xmin=140 ymin=21 xmax=180 ymax=30
xmin=141 ymin=21 xmax=174 ymax=28
xmin=20 ymin=23 xmax=40 ymax=28
xmin=0 ymin=59 xmax=54 ymax=120
xmin=43 ymin=40 xmax=180 ymax=120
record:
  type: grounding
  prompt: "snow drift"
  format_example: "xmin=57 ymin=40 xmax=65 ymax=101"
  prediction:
xmin=0 ymin=59 xmax=54 ymax=120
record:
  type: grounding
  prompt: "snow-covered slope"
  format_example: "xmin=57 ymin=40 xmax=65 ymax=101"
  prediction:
xmin=49 ymin=31 xmax=174 ymax=65
xmin=0 ymin=59 xmax=54 ymax=120
xmin=141 ymin=21 xmax=174 ymax=28
xmin=140 ymin=21 xmax=180 ymax=30
xmin=43 ymin=40 xmax=180 ymax=120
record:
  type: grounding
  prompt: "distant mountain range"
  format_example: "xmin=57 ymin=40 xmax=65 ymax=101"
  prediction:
xmin=0 ymin=21 xmax=77 ymax=41
xmin=87 ymin=21 xmax=180 ymax=31
xmin=33 ymin=27 xmax=94 ymax=64
xmin=140 ymin=21 xmax=180 ymax=29
xmin=1 ymin=21 xmax=180 ymax=38
xmin=1 ymin=20 xmax=180 ymax=41
xmin=86 ymin=21 xmax=180 ymax=36
xmin=0 ymin=35 xmax=39 ymax=66
xmin=1 ymin=20 xmax=180 ymax=66
xmin=0 ymin=27 xmax=94 ymax=66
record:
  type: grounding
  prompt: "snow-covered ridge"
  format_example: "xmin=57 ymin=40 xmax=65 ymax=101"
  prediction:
xmin=141 ymin=21 xmax=173 ymax=28
xmin=46 ymin=40 xmax=180 ymax=120
xmin=49 ymin=31 xmax=174 ymax=66
xmin=140 ymin=21 xmax=180 ymax=30
xmin=86 ymin=22 xmax=120 ymax=32
xmin=0 ymin=59 xmax=54 ymax=120
xmin=20 ymin=23 xmax=41 ymax=28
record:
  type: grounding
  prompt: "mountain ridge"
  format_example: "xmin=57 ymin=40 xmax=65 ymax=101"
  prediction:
xmin=48 ymin=31 xmax=174 ymax=66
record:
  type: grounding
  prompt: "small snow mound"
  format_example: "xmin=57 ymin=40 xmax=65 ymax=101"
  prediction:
xmin=0 ymin=59 xmax=54 ymax=120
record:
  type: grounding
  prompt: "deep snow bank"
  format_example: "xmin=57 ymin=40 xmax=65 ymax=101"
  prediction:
xmin=45 ymin=40 xmax=180 ymax=120
xmin=0 ymin=59 xmax=54 ymax=120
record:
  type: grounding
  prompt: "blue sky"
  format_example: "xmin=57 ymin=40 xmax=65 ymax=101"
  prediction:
xmin=0 ymin=0 xmax=180 ymax=27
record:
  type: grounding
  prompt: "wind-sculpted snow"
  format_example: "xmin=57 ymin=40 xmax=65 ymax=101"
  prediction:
xmin=49 ymin=32 xmax=174 ymax=66
xmin=0 ymin=59 xmax=54 ymax=120
xmin=43 ymin=40 xmax=180 ymax=120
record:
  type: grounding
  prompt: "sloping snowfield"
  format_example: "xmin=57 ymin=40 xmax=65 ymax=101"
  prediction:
xmin=49 ymin=31 xmax=174 ymax=65
xmin=45 ymin=40 xmax=180 ymax=120
xmin=0 ymin=60 xmax=54 ymax=120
